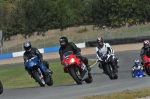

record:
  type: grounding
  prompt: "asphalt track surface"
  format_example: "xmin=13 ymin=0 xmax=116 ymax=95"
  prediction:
xmin=1 ymin=50 xmax=150 ymax=99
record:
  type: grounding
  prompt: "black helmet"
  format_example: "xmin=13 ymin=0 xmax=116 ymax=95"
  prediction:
xmin=97 ymin=37 xmax=104 ymax=48
xmin=59 ymin=37 xmax=68 ymax=47
xmin=24 ymin=41 xmax=32 ymax=51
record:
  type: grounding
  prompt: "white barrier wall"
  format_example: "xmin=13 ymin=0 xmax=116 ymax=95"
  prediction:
xmin=12 ymin=48 xmax=44 ymax=58
xmin=10 ymin=43 xmax=85 ymax=58
xmin=12 ymin=51 xmax=25 ymax=57
xmin=76 ymin=43 xmax=86 ymax=48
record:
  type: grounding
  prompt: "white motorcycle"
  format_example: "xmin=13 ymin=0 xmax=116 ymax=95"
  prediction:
xmin=97 ymin=54 xmax=119 ymax=80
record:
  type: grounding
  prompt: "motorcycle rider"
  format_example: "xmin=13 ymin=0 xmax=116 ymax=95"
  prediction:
xmin=23 ymin=41 xmax=53 ymax=75
xmin=132 ymin=59 xmax=145 ymax=76
xmin=140 ymin=40 xmax=150 ymax=59
xmin=140 ymin=40 xmax=150 ymax=71
xmin=95 ymin=37 xmax=119 ymax=73
xmin=59 ymin=37 xmax=91 ymax=75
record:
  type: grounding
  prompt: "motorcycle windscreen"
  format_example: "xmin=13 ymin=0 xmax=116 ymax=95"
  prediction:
xmin=25 ymin=56 xmax=38 ymax=68
xmin=62 ymin=51 xmax=73 ymax=59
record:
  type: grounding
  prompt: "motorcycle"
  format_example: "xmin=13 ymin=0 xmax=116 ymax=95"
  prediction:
xmin=24 ymin=56 xmax=53 ymax=87
xmin=97 ymin=54 xmax=118 ymax=80
xmin=132 ymin=65 xmax=145 ymax=78
xmin=0 ymin=81 xmax=3 ymax=94
xmin=142 ymin=55 xmax=150 ymax=76
xmin=61 ymin=51 xmax=93 ymax=84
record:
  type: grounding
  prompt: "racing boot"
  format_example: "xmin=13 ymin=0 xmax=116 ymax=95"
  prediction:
xmin=113 ymin=66 xmax=118 ymax=74
xmin=98 ymin=63 xmax=105 ymax=74
xmin=86 ymin=65 xmax=92 ymax=77
xmin=43 ymin=60 xmax=53 ymax=74
xmin=116 ymin=65 xmax=119 ymax=68
xmin=43 ymin=60 xmax=50 ymax=69
xmin=87 ymin=65 xmax=91 ymax=72
xmin=48 ymin=69 xmax=53 ymax=74
xmin=98 ymin=63 xmax=103 ymax=69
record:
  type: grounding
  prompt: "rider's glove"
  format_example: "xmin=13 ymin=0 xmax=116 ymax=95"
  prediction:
xmin=76 ymin=53 xmax=81 ymax=57
xmin=104 ymin=54 xmax=107 ymax=58
xmin=102 ymin=54 xmax=108 ymax=60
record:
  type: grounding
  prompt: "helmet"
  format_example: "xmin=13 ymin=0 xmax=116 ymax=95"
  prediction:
xmin=24 ymin=41 xmax=32 ymax=51
xmin=143 ymin=40 xmax=149 ymax=49
xmin=97 ymin=37 xmax=104 ymax=48
xmin=134 ymin=59 xmax=139 ymax=66
xmin=59 ymin=37 xmax=68 ymax=47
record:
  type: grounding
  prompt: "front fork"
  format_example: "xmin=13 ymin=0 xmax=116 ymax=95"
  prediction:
xmin=37 ymin=68 xmax=44 ymax=79
xmin=80 ymin=63 xmax=89 ymax=80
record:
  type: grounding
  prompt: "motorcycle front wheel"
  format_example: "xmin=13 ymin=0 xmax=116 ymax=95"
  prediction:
xmin=0 ymin=81 xmax=3 ymax=94
xmin=105 ymin=64 xmax=114 ymax=79
xmin=69 ymin=67 xmax=82 ymax=85
xmin=33 ymin=70 xmax=45 ymax=87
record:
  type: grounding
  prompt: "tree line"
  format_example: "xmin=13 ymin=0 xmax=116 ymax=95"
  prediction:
xmin=1 ymin=0 xmax=150 ymax=40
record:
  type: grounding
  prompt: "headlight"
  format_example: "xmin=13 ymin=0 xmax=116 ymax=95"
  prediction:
xmin=29 ymin=62 xmax=35 ymax=66
xmin=70 ymin=58 xmax=75 ymax=64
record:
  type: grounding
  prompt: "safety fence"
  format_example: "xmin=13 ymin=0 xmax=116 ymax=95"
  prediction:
xmin=1 ymin=24 xmax=150 ymax=54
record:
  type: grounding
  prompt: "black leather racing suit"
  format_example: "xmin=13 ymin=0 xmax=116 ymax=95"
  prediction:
xmin=140 ymin=47 xmax=150 ymax=67
xmin=59 ymin=42 xmax=89 ymax=69
xmin=140 ymin=47 xmax=150 ymax=59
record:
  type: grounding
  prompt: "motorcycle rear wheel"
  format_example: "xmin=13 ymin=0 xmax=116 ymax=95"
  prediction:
xmin=46 ymin=74 xmax=53 ymax=86
xmin=146 ymin=67 xmax=150 ymax=76
xmin=85 ymin=74 xmax=93 ymax=83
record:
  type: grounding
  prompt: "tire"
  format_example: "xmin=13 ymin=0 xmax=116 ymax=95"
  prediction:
xmin=105 ymin=64 xmax=114 ymax=79
xmin=114 ymin=75 xmax=118 ymax=79
xmin=69 ymin=67 xmax=82 ymax=85
xmin=113 ymin=69 xmax=118 ymax=79
xmin=85 ymin=74 xmax=93 ymax=83
xmin=0 ymin=81 xmax=3 ymax=94
xmin=33 ymin=71 xmax=45 ymax=87
xmin=46 ymin=75 xmax=53 ymax=86
xmin=147 ymin=67 xmax=150 ymax=76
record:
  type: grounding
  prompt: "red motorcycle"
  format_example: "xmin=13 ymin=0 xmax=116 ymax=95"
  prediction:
xmin=62 ymin=51 xmax=93 ymax=84
xmin=143 ymin=55 xmax=150 ymax=76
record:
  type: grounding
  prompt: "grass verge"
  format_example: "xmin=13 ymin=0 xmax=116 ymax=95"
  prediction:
xmin=0 ymin=60 xmax=95 ymax=89
xmin=79 ymin=88 xmax=150 ymax=99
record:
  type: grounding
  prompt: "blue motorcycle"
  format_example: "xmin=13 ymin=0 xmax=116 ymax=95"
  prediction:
xmin=24 ymin=56 xmax=53 ymax=87
xmin=132 ymin=71 xmax=145 ymax=78
xmin=132 ymin=69 xmax=145 ymax=78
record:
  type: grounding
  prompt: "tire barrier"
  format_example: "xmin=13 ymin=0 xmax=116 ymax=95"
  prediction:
xmin=86 ymin=36 xmax=150 ymax=47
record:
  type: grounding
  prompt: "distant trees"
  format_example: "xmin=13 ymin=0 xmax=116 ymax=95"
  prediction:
xmin=1 ymin=0 xmax=150 ymax=39
xmin=90 ymin=0 xmax=150 ymax=27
